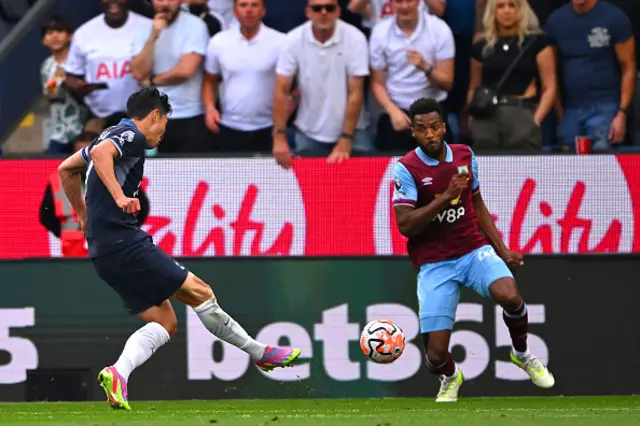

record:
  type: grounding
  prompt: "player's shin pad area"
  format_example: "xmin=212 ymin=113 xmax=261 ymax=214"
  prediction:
xmin=1 ymin=397 xmax=639 ymax=426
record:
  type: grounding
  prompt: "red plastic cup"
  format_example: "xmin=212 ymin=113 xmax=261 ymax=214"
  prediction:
xmin=575 ymin=136 xmax=591 ymax=155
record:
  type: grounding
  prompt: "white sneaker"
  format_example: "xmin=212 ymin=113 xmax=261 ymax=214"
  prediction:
xmin=435 ymin=369 xmax=464 ymax=402
xmin=510 ymin=351 xmax=555 ymax=388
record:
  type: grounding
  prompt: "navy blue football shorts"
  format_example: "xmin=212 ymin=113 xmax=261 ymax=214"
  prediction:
xmin=92 ymin=236 xmax=189 ymax=315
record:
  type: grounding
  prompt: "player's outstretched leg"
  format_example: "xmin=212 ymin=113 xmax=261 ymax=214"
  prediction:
xmin=423 ymin=331 xmax=464 ymax=402
xmin=175 ymin=272 xmax=301 ymax=372
xmin=489 ymin=277 xmax=555 ymax=388
xmin=99 ymin=301 xmax=176 ymax=410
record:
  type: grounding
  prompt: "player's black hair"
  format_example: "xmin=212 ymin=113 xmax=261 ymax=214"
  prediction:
xmin=408 ymin=98 xmax=444 ymax=122
xmin=41 ymin=15 xmax=74 ymax=37
xmin=126 ymin=87 xmax=172 ymax=120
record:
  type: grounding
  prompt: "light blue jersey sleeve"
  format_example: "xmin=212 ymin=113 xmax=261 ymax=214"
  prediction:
xmin=471 ymin=149 xmax=480 ymax=192
xmin=392 ymin=162 xmax=418 ymax=208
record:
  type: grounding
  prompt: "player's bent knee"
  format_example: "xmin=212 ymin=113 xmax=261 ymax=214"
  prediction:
xmin=489 ymin=277 xmax=521 ymax=308
xmin=161 ymin=319 xmax=178 ymax=337
xmin=175 ymin=272 xmax=215 ymax=307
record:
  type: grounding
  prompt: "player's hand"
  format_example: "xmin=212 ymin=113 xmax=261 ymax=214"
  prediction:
xmin=501 ymin=249 xmax=524 ymax=269
xmin=205 ymin=108 xmax=221 ymax=133
xmin=442 ymin=173 xmax=469 ymax=202
xmin=609 ymin=112 xmax=626 ymax=144
xmin=116 ymin=196 xmax=141 ymax=214
xmin=328 ymin=137 xmax=351 ymax=164
xmin=79 ymin=215 xmax=87 ymax=238
xmin=152 ymin=14 xmax=168 ymax=34
xmin=390 ymin=108 xmax=411 ymax=131
xmin=273 ymin=135 xmax=293 ymax=169
xmin=406 ymin=49 xmax=429 ymax=73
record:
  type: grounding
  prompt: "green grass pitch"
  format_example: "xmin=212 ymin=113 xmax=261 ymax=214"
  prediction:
xmin=1 ymin=397 xmax=639 ymax=426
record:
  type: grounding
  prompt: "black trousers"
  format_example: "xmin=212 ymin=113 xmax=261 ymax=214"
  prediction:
xmin=376 ymin=104 xmax=454 ymax=152
xmin=217 ymin=124 xmax=273 ymax=153
xmin=159 ymin=114 xmax=214 ymax=153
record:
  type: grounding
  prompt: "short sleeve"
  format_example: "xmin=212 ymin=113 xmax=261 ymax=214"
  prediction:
xmin=610 ymin=8 xmax=634 ymax=44
xmin=119 ymin=131 xmax=148 ymax=158
xmin=80 ymin=146 xmax=91 ymax=164
xmin=544 ymin=14 xmax=558 ymax=45
xmin=99 ymin=129 xmax=147 ymax=159
xmin=434 ymin=21 xmax=455 ymax=60
xmin=132 ymin=24 xmax=152 ymax=56
xmin=392 ymin=162 xmax=418 ymax=208
xmin=369 ymin=25 xmax=387 ymax=70
xmin=204 ymin=36 xmax=221 ymax=75
xmin=182 ymin=19 xmax=209 ymax=56
xmin=533 ymin=34 xmax=551 ymax=55
xmin=276 ymin=34 xmax=298 ymax=77
xmin=471 ymin=39 xmax=486 ymax=61
xmin=64 ymin=35 xmax=86 ymax=76
xmin=347 ymin=29 xmax=369 ymax=77
xmin=471 ymin=149 xmax=480 ymax=192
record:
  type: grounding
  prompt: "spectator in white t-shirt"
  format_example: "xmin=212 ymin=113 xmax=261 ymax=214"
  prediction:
xmin=273 ymin=0 xmax=373 ymax=169
xmin=131 ymin=0 xmax=212 ymax=153
xmin=370 ymin=0 xmax=454 ymax=151
xmin=203 ymin=0 xmax=286 ymax=153
xmin=64 ymin=0 xmax=151 ymax=131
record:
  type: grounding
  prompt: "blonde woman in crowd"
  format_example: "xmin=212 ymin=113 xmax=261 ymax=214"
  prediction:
xmin=467 ymin=0 xmax=556 ymax=152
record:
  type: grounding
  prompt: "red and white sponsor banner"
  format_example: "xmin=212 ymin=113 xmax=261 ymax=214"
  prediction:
xmin=1 ymin=155 xmax=640 ymax=259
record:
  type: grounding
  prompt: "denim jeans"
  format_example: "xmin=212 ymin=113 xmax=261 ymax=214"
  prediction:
xmin=294 ymin=129 xmax=375 ymax=154
xmin=559 ymin=103 xmax=619 ymax=152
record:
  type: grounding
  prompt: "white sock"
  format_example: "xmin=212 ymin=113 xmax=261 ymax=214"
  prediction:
xmin=513 ymin=347 xmax=531 ymax=359
xmin=193 ymin=297 xmax=267 ymax=360
xmin=113 ymin=322 xmax=170 ymax=381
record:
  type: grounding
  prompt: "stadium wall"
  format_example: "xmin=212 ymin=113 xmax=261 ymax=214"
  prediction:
xmin=0 ymin=256 xmax=638 ymax=401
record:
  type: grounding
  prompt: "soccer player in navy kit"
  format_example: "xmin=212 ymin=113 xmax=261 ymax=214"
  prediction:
xmin=57 ymin=87 xmax=300 ymax=410
xmin=392 ymin=98 xmax=554 ymax=402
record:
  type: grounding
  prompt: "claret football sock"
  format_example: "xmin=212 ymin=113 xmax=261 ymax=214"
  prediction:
xmin=503 ymin=301 xmax=528 ymax=353
xmin=113 ymin=322 xmax=171 ymax=381
xmin=193 ymin=296 xmax=267 ymax=360
xmin=426 ymin=352 xmax=457 ymax=377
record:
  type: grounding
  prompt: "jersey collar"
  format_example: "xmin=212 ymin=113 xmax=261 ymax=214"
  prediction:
xmin=119 ymin=118 xmax=138 ymax=130
xmin=415 ymin=143 xmax=453 ymax=166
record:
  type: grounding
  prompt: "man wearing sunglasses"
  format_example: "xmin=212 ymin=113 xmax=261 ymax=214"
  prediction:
xmin=273 ymin=0 xmax=373 ymax=168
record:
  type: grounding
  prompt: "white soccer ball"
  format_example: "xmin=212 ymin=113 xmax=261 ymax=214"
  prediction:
xmin=360 ymin=319 xmax=406 ymax=364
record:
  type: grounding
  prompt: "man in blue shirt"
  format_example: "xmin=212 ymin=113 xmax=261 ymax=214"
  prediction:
xmin=546 ymin=0 xmax=636 ymax=152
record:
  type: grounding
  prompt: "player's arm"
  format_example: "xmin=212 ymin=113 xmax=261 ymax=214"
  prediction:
xmin=392 ymin=162 xmax=451 ymax=237
xmin=57 ymin=150 xmax=88 ymax=223
xmin=472 ymin=191 xmax=507 ymax=254
xmin=90 ymin=141 xmax=140 ymax=213
xmin=469 ymin=151 xmax=523 ymax=267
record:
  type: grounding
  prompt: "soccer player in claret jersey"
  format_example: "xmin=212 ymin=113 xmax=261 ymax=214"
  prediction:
xmin=392 ymin=98 xmax=554 ymax=402
xmin=56 ymin=87 xmax=300 ymax=410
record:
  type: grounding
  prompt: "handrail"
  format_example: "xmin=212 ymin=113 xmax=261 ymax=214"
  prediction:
xmin=0 ymin=0 xmax=57 ymax=63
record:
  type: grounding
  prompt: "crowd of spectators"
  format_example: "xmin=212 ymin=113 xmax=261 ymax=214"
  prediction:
xmin=37 ymin=0 xmax=639 ymax=160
